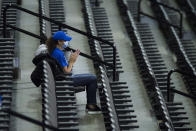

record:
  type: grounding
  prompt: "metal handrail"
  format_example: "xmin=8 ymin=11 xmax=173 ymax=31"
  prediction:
xmin=137 ymin=0 xmax=183 ymax=38
xmin=5 ymin=24 xmax=114 ymax=68
xmin=2 ymin=4 xmax=117 ymax=81
xmin=167 ymin=69 xmax=196 ymax=102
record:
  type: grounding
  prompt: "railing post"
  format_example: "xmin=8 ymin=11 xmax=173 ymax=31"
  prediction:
xmin=137 ymin=0 xmax=142 ymax=22
xmin=167 ymin=69 xmax=174 ymax=102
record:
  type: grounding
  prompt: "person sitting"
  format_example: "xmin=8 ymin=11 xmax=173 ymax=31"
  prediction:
xmin=46 ymin=31 xmax=101 ymax=114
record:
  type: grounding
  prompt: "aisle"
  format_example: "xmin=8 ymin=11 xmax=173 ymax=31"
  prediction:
xmin=10 ymin=0 xmax=42 ymax=131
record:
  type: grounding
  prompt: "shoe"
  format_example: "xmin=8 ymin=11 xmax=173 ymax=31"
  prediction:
xmin=86 ymin=104 xmax=102 ymax=114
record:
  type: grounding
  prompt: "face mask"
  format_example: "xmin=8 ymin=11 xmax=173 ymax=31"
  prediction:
xmin=62 ymin=41 xmax=69 ymax=49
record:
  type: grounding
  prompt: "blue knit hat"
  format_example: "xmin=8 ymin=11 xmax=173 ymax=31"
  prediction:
xmin=52 ymin=31 xmax=72 ymax=41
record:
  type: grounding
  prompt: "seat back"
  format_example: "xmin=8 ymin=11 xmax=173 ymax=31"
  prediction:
xmin=42 ymin=60 xmax=58 ymax=131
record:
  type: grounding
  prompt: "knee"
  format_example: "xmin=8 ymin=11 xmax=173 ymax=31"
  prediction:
xmin=91 ymin=75 xmax=97 ymax=81
xmin=87 ymin=74 xmax=98 ymax=89
xmin=89 ymin=74 xmax=97 ymax=82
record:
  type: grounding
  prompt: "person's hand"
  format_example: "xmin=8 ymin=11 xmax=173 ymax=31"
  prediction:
xmin=69 ymin=49 xmax=80 ymax=64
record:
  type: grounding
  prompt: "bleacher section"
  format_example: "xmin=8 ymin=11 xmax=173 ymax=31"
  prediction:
xmin=0 ymin=38 xmax=15 ymax=130
xmin=150 ymin=0 xmax=196 ymax=106
xmin=117 ymin=0 xmax=192 ymax=130
xmin=81 ymin=0 xmax=139 ymax=130
xmin=0 ymin=0 xmax=195 ymax=130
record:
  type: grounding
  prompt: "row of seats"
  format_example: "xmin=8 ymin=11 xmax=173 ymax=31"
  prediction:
xmin=117 ymin=0 xmax=192 ymax=130
xmin=39 ymin=0 xmax=79 ymax=130
xmin=82 ymin=0 xmax=139 ymax=130
xmin=42 ymin=60 xmax=58 ymax=129
xmin=135 ymin=22 xmax=175 ymax=101
xmin=150 ymin=0 xmax=196 ymax=105
xmin=82 ymin=1 xmax=119 ymax=130
xmin=41 ymin=59 xmax=79 ymax=131
xmin=0 ymin=0 xmax=18 ymax=130
xmin=0 ymin=38 xmax=15 ymax=130
xmin=89 ymin=0 xmax=123 ymax=78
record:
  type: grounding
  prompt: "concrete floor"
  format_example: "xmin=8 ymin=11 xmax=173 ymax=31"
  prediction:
xmin=10 ymin=0 xmax=42 ymax=131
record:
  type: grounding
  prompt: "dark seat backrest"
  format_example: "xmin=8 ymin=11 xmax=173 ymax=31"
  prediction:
xmin=42 ymin=60 xmax=58 ymax=130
